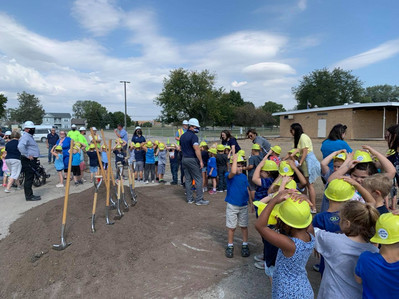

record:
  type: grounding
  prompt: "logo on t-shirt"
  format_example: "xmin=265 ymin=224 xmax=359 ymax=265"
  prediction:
xmin=329 ymin=216 xmax=339 ymax=222
xmin=378 ymin=228 xmax=388 ymax=239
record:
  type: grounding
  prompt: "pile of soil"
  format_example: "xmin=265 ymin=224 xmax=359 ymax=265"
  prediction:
xmin=0 ymin=185 xmax=264 ymax=298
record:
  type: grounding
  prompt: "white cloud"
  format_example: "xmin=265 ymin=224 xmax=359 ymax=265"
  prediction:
xmin=72 ymin=0 xmax=122 ymax=36
xmin=243 ymin=62 xmax=296 ymax=80
xmin=333 ymin=39 xmax=399 ymax=70
xmin=298 ymin=0 xmax=307 ymax=11
xmin=231 ymin=81 xmax=248 ymax=88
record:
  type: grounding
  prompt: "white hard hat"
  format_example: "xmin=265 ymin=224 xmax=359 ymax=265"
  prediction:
xmin=92 ymin=127 xmax=97 ymax=131
xmin=182 ymin=120 xmax=189 ymax=125
xmin=71 ymin=124 xmax=77 ymax=128
xmin=188 ymin=118 xmax=200 ymax=128
xmin=135 ymin=126 xmax=141 ymax=130
xmin=24 ymin=121 xmax=35 ymax=129
xmin=79 ymin=127 xmax=86 ymax=131
xmin=5 ymin=131 xmax=11 ymax=136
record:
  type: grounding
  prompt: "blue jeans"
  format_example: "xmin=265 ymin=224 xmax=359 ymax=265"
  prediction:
xmin=217 ymin=167 xmax=227 ymax=191
xmin=171 ymin=163 xmax=179 ymax=183
xmin=48 ymin=144 xmax=56 ymax=163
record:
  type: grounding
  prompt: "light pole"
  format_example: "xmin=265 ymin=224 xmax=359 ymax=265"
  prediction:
xmin=120 ymin=81 xmax=130 ymax=128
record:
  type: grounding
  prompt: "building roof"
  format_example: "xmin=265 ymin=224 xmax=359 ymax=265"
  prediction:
xmin=44 ymin=112 xmax=71 ymax=118
xmin=273 ymin=102 xmax=399 ymax=116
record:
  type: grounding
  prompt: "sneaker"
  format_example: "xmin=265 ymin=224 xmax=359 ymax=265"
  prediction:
xmin=152 ymin=180 xmax=155 ymax=183
xmin=312 ymin=264 xmax=320 ymax=272
xmin=4 ymin=189 xmax=12 ymax=193
xmin=187 ymin=199 xmax=194 ymax=204
xmin=78 ymin=179 xmax=84 ymax=184
xmin=195 ymin=200 xmax=210 ymax=206
xmin=56 ymin=184 xmax=64 ymax=188
xmin=225 ymin=246 xmax=234 ymax=258
xmin=203 ymin=187 xmax=208 ymax=192
xmin=254 ymin=261 xmax=265 ymax=270
xmin=241 ymin=244 xmax=250 ymax=257
xmin=254 ymin=254 xmax=264 ymax=262
xmin=224 ymin=190 xmax=227 ymax=192
xmin=171 ymin=182 xmax=177 ymax=185
xmin=145 ymin=180 xmax=149 ymax=184
xmin=208 ymin=190 xmax=216 ymax=195
xmin=74 ymin=182 xmax=79 ymax=186
xmin=217 ymin=190 xmax=223 ymax=193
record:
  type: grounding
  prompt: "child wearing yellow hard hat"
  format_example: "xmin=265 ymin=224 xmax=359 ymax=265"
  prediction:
xmin=86 ymin=143 xmax=100 ymax=182
xmin=255 ymin=189 xmax=315 ymax=298
xmin=216 ymin=144 xmax=229 ymax=192
xmin=127 ymin=142 xmax=135 ymax=172
xmin=247 ymin=144 xmax=263 ymax=204
xmin=50 ymin=145 xmax=65 ymax=187
xmin=199 ymin=141 xmax=209 ymax=191
xmin=269 ymin=145 xmax=281 ymax=166
xmin=315 ymin=200 xmax=379 ymax=299
xmin=113 ymin=143 xmax=126 ymax=180
xmin=355 ymin=213 xmax=399 ymax=298
xmin=100 ymin=144 xmax=108 ymax=170
xmin=134 ymin=143 xmax=145 ymax=182
xmin=167 ymin=144 xmax=179 ymax=185
xmin=207 ymin=148 xmax=218 ymax=194
xmin=362 ymin=173 xmax=392 ymax=215
xmin=156 ymin=143 xmax=167 ymax=183
xmin=268 ymin=160 xmax=307 ymax=195
xmin=142 ymin=141 xmax=155 ymax=183
xmin=225 ymin=154 xmax=251 ymax=259
xmin=69 ymin=144 xmax=82 ymax=186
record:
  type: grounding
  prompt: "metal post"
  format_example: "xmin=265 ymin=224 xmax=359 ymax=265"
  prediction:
xmin=383 ymin=107 xmax=386 ymax=139
xmin=120 ymin=81 xmax=130 ymax=129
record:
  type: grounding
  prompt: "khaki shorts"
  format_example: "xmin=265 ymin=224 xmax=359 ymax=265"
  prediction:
xmin=300 ymin=159 xmax=309 ymax=177
xmin=226 ymin=203 xmax=249 ymax=229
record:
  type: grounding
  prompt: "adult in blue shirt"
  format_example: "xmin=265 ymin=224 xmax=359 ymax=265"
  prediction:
xmin=320 ymin=124 xmax=352 ymax=171
xmin=131 ymin=126 xmax=146 ymax=144
xmin=180 ymin=118 xmax=209 ymax=206
xmin=46 ymin=127 xmax=59 ymax=163
xmin=221 ymin=130 xmax=241 ymax=152
xmin=56 ymin=131 xmax=72 ymax=173
xmin=115 ymin=123 xmax=128 ymax=152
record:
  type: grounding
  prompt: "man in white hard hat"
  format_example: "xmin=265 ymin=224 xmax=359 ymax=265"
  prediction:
xmin=67 ymin=124 xmax=80 ymax=142
xmin=88 ymin=127 xmax=102 ymax=148
xmin=179 ymin=118 xmax=209 ymax=206
xmin=17 ymin=121 xmax=41 ymax=201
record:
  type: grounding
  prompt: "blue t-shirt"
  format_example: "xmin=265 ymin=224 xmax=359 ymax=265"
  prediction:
xmin=72 ymin=152 xmax=81 ymax=166
xmin=134 ymin=149 xmax=145 ymax=162
xmin=54 ymin=153 xmax=64 ymax=171
xmin=222 ymin=137 xmax=241 ymax=152
xmin=254 ymin=177 xmax=274 ymax=201
xmin=119 ymin=129 xmax=128 ymax=143
xmin=355 ymin=251 xmax=399 ymax=299
xmin=113 ymin=150 xmax=126 ymax=164
xmin=320 ymin=139 xmax=352 ymax=170
xmin=207 ymin=157 xmax=217 ymax=177
xmin=101 ymin=151 xmax=108 ymax=164
xmin=169 ymin=149 xmax=179 ymax=164
xmin=180 ymin=130 xmax=199 ymax=159
xmin=145 ymin=148 xmax=155 ymax=164
xmin=131 ymin=135 xmax=146 ymax=144
xmin=312 ymin=211 xmax=341 ymax=232
xmin=201 ymin=150 xmax=209 ymax=167
xmin=225 ymin=172 xmax=249 ymax=207
xmin=47 ymin=133 xmax=59 ymax=145
xmin=87 ymin=151 xmax=99 ymax=167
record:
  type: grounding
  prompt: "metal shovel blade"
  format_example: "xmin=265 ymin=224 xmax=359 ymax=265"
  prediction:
xmin=52 ymin=239 xmax=71 ymax=251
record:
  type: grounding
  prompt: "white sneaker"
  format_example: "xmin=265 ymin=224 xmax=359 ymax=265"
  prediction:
xmin=4 ymin=189 xmax=11 ymax=193
xmin=145 ymin=180 xmax=149 ymax=184
xmin=203 ymin=187 xmax=208 ymax=192
xmin=152 ymin=180 xmax=155 ymax=183
xmin=56 ymin=184 xmax=64 ymax=188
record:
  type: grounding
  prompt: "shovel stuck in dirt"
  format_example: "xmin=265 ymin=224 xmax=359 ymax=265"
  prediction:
xmin=117 ymin=162 xmax=130 ymax=212
xmin=91 ymin=175 xmax=103 ymax=233
xmin=53 ymin=140 xmax=74 ymax=251
xmin=126 ymin=158 xmax=137 ymax=206
xmin=104 ymin=139 xmax=114 ymax=225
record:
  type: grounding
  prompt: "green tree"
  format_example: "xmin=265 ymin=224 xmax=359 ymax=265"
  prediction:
xmin=233 ymin=103 xmax=275 ymax=127
xmin=11 ymin=91 xmax=45 ymax=124
xmin=72 ymin=100 xmax=108 ymax=128
xmin=110 ymin=111 xmax=132 ymax=128
xmin=364 ymin=85 xmax=399 ymax=102
xmin=262 ymin=101 xmax=286 ymax=124
xmin=0 ymin=94 xmax=7 ymax=119
xmin=142 ymin=121 xmax=153 ymax=127
xmin=217 ymin=90 xmax=245 ymax=126
xmin=154 ymin=68 xmax=223 ymax=126
xmin=292 ymin=68 xmax=366 ymax=110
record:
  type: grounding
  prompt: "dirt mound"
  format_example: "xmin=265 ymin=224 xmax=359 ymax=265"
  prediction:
xmin=0 ymin=185 xmax=264 ymax=298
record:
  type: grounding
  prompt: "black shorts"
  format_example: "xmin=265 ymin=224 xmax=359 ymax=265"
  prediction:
xmin=72 ymin=165 xmax=81 ymax=176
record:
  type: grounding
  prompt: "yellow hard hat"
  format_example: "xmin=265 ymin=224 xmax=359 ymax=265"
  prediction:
xmin=55 ymin=145 xmax=62 ymax=151
xmin=333 ymin=152 xmax=347 ymax=161
xmin=135 ymin=143 xmax=141 ymax=148
xmin=288 ymin=149 xmax=300 ymax=157
xmin=354 ymin=150 xmax=372 ymax=163
xmin=89 ymin=144 xmax=95 ymax=149
xmin=116 ymin=144 xmax=122 ymax=149
xmin=261 ymin=160 xmax=278 ymax=172
xmin=154 ymin=140 xmax=159 ymax=145
xmin=253 ymin=201 xmax=280 ymax=225
xmin=277 ymin=196 xmax=312 ymax=229
xmin=73 ymin=146 xmax=80 ymax=151
xmin=252 ymin=144 xmax=261 ymax=151
xmin=230 ymin=155 xmax=245 ymax=163
xmin=130 ymin=142 xmax=135 ymax=147
xmin=146 ymin=141 xmax=153 ymax=148
xmin=74 ymin=142 xmax=81 ymax=148
xmin=271 ymin=145 xmax=281 ymax=155
xmin=101 ymin=144 xmax=107 ymax=149
xmin=170 ymin=143 xmax=176 ymax=148
xmin=225 ymin=145 xmax=231 ymax=150
xmin=278 ymin=161 xmax=294 ymax=176
xmin=324 ymin=179 xmax=355 ymax=202
xmin=386 ymin=149 xmax=396 ymax=156
xmin=275 ymin=178 xmax=297 ymax=190
xmin=117 ymin=138 xmax=123 ymax=143
xmin=370 ymin=213 xmax=399 ymax=244
xmin=217 ymin=144 xmax=225 ymax=151
xmin=208 ymin=148 xmax=217 ymax=155
xmin=237 ymin=150 xmax=246 ymax=157
xmin=199 ymin=141 xmax=208 ymax=147
xmin=159 ymin=143 xmax=165 ymax=150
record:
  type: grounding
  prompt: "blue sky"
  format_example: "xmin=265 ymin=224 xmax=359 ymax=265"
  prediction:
xmin=1 ymin=0 xmax=398 ymax=121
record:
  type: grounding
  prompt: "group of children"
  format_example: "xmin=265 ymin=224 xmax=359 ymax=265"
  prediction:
xmin=221 ymin=142 xmax=399 ymax=298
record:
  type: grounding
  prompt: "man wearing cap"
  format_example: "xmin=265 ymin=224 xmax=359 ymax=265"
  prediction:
xmin=67 ymin=124 xmax=81 ymax=142
xmin=115 ymin=124 xmax=128 ymax=152
xmin=180 ymin=118 xmax=209 ymax=206
xmin=46 ymin=127 xmax=59 ymax=164
xmin=175 ymin=120 xmax=188 ymax=146
xmin=18 ymin=121 xmax=41 ymax=201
